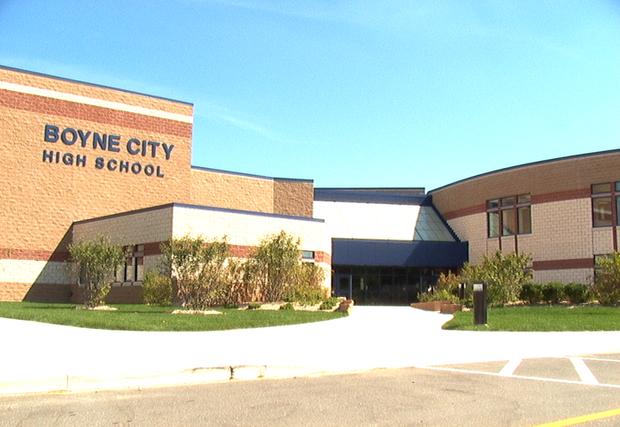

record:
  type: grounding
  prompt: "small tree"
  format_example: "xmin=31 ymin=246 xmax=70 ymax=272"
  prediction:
xmin=461 ymin=250 xmax=532 ymax=305
xmin=246 ymin=231 xmax=301 ymax=302
xmin=292 ymin=262 xmax=328 ymax=305
xmin=592 ymin=252 xmax=620 ymax=305
xmin=68 ymin=235 xmax=126 ymax=308
xmin=160 ymin=235 xmax=231 ymax=310
xmin=141 ymin=269 xmax=173 ymax=306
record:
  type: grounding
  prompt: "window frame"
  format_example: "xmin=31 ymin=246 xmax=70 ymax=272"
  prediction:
xmin=591 ymin=182 xmax=618 ymax=228
xmin=487 ymin=194 xmax=532 ymax=238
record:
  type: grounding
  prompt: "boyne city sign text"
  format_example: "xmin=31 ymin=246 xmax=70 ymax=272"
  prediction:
xmin=41 ymin=124 xmax=175 ymax=178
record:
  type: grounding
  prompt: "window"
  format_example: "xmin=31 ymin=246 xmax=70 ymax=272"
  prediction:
xmin=591 ymin=183 xmax=619 ymax=227
xmin=123 ymin=245 xmax=144 ymax=282
xmin=301 ymin=250 xmax=315 ymax=261
xmin=487 ymin=194 xmax=531 ymax=238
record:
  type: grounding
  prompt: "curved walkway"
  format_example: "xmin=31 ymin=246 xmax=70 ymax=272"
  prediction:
xmin=1 ymin=306 xmax=619 ymax=394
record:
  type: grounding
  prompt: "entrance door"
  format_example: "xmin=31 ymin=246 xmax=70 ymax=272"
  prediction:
xmin=333 ymin=274 xmax=353 ymax=300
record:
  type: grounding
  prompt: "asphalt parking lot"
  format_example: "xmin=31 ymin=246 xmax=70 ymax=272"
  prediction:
xmin=424 ymin=353 xmax=620 ymax=389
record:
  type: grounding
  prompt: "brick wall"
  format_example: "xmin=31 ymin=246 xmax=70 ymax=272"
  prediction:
xmin=430 ymin=152 xmax=620 ymax=284
xmin=0 ymin=66 xmax=319 ymax=302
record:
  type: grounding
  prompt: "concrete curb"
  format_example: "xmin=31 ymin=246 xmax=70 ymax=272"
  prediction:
xmin=0 ymin=365 xmax=333 ymax=395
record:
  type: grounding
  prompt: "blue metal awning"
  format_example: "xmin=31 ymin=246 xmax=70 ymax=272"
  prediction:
xmin=332 ymin=239 xmax=468 ymax=267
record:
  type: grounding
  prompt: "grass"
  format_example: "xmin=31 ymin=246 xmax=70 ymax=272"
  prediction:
xmin=0 ymin=302 xmax=347 ymax=332
xmin=443 ymin=305 xmax=620 ymax=331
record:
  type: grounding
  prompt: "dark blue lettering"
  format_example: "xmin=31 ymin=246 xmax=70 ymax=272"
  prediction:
xmin=95 ymin=157 xmax=105 ymax=169
xmin=78 ymin=130 xmax=91 ymax=147
xmin=157 ymin=166 xmax=164 ymax=178
xmin=147 ymin=141 xmax=160 ymax=157
xmin=131 ymin=163 xmax=142 ymax=174
xmin=141 ymin=141 xmax=147 ymax=156
xmin=119 ymin=161 xmax=129 ymax=172
xmin=162 ymin=144 xmax=174 ymax=160
xmin=108 ymin=135 xmax=120 ymax=152
xmin=76 ymin=155 xmax=87 ymax=167
xmin=44 ymin=125 xmax=59 ymax=143
xmin=107 ymin=159 xmax=118 ymax=171
xmin=144 ymin=164 xmax=154 ymax=176
xmin=93 ymin=133 xmax=107 ymax=150
xmin=61 ymin=128 xmax=77 ymax=146
xmin=126 ymin=138 xmax=141 ymax=155
xmin=42 ymin=150 xmax=54 ymax=162
xmin=62 ymin=153 xmax=74 ymax=165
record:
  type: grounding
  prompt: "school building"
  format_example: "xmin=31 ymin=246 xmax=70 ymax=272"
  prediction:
xmin=0 ymin=65 xmax=616 ymax=305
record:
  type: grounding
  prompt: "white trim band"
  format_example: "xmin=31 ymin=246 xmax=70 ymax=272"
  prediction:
xmin=0 ymin=81 xmax=193 ymax=124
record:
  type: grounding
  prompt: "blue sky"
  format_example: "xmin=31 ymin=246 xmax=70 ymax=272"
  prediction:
xmin=1 ymin=0 xmax=619 ymax=191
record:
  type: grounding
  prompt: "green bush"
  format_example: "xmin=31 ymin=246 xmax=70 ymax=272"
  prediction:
xmin=592 ymin=252 xmax=620 ymax=305
xmin=247 ymin=302 xmax=262 ymax=310
xmin=460 ymin=250 xmax=532 ymax=305
xmin=222 ymin=302 xmax=239 ymax=309
xmin=564 ymin=283 xmax=590 ymax=304
xmin=542 ymin=282 xmax=565 ymax=304
xmin=141 ymin=270 xmax=173 ymax=306
xmin=417 ymin=289 xmax=460 ymax=303
xmin=319 ymin=297 xmax=340 ymax=311
xmin=67 ymin=234 xmax=126 ymax=308
xmin=279 ymin=302 xmax=295 ymax=311
xmin=289 ymin=263 xmax=328 ymax=305
xmin=520 ymin=283 xmax=544 ymax=304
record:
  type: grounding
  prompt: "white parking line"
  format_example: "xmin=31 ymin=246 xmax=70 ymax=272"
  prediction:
xmin=569 ymin=357 xmax=599 ymax=385
xmin=499 ymin=359 xmax=522 ymax=376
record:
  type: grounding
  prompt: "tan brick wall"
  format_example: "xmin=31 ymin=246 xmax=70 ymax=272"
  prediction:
xmin=431 ymin=151 xmax=620 ymax=218
xmin=273 ymin=179 xmax=314 ymax=217
xmin=0 ymin=68 xmax=193 ymax=258
xmin=0 ymin=68 xmax=317 ymax=301
xmin=430 ymin=152 xmax=620 ymax=283
xmin=172 ymin=205 xmax=331 ymax=288
xmin=189 ymin=168 xmax=274 ymax=213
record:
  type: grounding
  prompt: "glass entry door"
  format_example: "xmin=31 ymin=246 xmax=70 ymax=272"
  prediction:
xmin=333 ymin=274 xmax=353 ymax=300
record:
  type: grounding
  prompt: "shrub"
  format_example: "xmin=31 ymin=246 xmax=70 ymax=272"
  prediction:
xmin=141 ymin=269 xmax=173 ymax=306
xmin=247 ymin=302 xmax=262 ymax=310
xmin=222 ymin=302 xmax=239 ymax=309
xmin=417 ymin=289 xmax=460 ymax=303
xmin=279 ymin=302 xmax=295 ymax=311
xmin=289 ymin=263 xmax=328 ymax=305
xmin=520 ymin=283 xmax=544 ymax=304
xmin=564 ymin=283 xmax=590 ymax=304
xmin=319 ymin=297 xmax=340 ymax=311
xmin=460 ymin=250 xmax=532 ymax=305
xmin=160 ymin=235 xmax=231 ymax=310
xmin=542 ymin=282 xmax=565 ymax=304
xmin=245 ymin=231 xmax=301 ymax=302
xmin=592 ymin=252 xmax=620 ymax=305
xmin=67 ymin=235 xmax=126 ymax=308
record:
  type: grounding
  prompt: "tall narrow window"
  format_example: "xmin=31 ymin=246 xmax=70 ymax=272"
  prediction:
xmin=592 ymin=183 xmax=614 ymax=227
xmin=124 ymin=245 xmax=145 ymax=282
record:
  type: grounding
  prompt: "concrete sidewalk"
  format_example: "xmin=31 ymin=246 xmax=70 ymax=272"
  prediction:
xmin=2 ymin=306 xmax=620 ymax=394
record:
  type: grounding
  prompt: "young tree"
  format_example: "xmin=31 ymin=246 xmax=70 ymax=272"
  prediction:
xmin=592 ymin=252 xmax=620 ymax=305
xmin=246 ymin=231 xmax=302 ymax=302
xmin=68 ymin=235 xmax=126 ymax=308
xmin=460 ymin=250 xmax=532 ymax=305
xmin=160 ymin=235 xmax=231 ymax=310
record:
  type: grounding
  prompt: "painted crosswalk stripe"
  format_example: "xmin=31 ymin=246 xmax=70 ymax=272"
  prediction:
xmin=569 ymin=357 xmax=599 ymax=385
xmin=499 ymin=359 xmax=522 ymax=376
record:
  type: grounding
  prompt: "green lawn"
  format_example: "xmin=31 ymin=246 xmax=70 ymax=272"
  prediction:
xmin=443 ymin=305 xmax=620 ymax=331
xmin=0 ymin=302 xmax=347 ymax=331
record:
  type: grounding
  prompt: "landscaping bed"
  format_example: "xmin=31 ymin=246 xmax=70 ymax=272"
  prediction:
xmin=0 ymin=302 xmax=348 ymax=332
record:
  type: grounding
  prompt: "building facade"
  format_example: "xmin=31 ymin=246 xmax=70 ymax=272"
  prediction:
xmin=0 ymin=65 xmax=330 ymax=303
xmin=430 ymin=151 xmax=620 ymax=285
xmin=1 ymin=65 xmax=617 ymax=305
